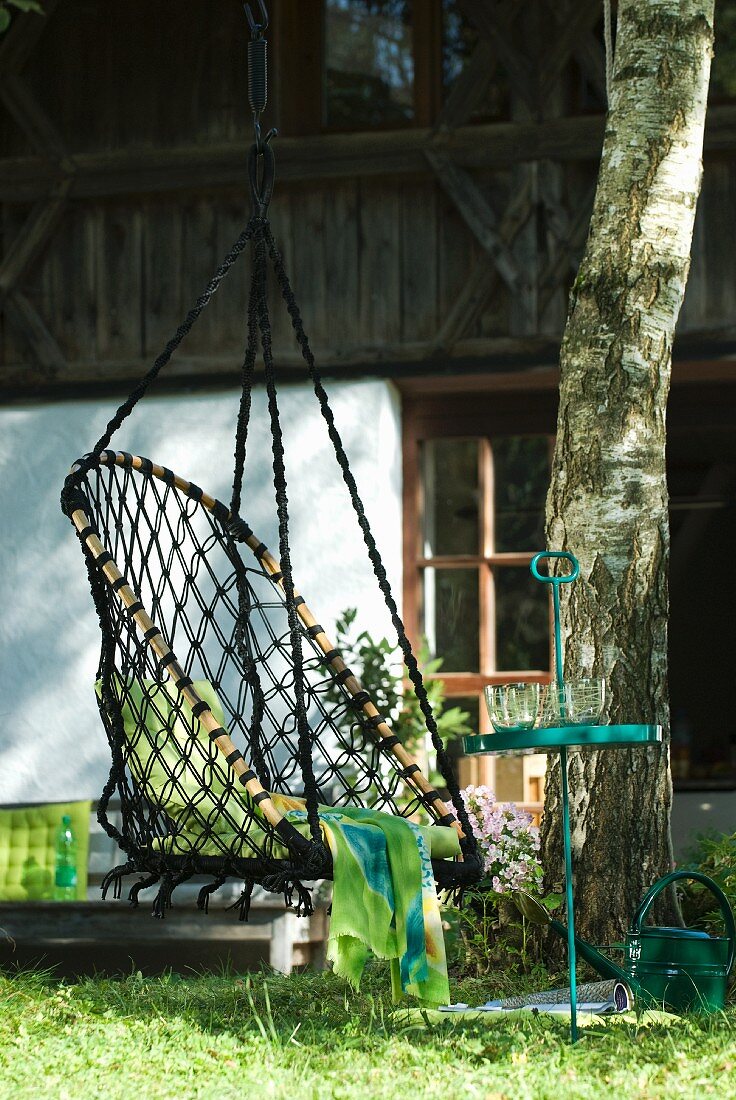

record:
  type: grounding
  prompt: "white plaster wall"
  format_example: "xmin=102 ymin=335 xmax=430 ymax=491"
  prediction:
xmin=0 ymin=379 xmax=402 ymax=803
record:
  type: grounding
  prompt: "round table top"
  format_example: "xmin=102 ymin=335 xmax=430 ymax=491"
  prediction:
xmin=462 ymin=723 xmax=662 ymax=756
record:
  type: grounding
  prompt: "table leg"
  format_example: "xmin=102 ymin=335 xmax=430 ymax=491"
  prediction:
xmin=559 ymin=746 xmax=578 ymax=1042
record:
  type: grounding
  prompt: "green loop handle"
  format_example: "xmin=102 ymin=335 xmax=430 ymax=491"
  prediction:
xmin=530 ymin=551 xmax=580 ymax=585
xmin=631 ymin=870 xmax=735 ymax=975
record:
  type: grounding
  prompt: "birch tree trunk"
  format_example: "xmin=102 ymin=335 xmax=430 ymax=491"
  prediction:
xmin=542 ymin=0 xmax=714 ymax=945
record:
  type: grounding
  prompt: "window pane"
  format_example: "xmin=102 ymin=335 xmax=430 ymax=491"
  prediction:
xmin=495 ymin=567 xmax=549 ymax=671
xmin=422 ymin=439 xmax=480 ymax=557
xmin=441 ymin=1 xmax=509 ymax=121
xmin=423 ymin=567 xmax=479 ymax=672
xmin=493 ymin=436 xmax=549 ymax=553
xmin=324 ymin=1 xmax=414 ymax=130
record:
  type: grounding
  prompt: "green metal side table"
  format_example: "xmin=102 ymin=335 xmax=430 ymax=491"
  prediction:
xmin=463 ymin=552 xmax=663 ymax=1041
xmin=463 ymin=723 xmax=662 ymax=1041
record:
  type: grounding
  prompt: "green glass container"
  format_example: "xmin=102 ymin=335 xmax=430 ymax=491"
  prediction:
xmin=54 ymin=813 xmax=78 ymax=901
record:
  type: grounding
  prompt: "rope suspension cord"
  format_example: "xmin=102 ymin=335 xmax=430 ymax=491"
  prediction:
xmin=238 ymin=10 xmax=475 ymax=853
xmin=60 ymin=222 xmax=257 ymax=514
xmin=252 ymin=215 xmax=327 ymax=859
xmin=264 ymin=227 xmax=478 ymax=857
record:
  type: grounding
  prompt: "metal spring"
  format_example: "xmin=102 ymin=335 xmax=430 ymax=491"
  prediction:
xmin=248 ymin=37 xmax=268 ymax=114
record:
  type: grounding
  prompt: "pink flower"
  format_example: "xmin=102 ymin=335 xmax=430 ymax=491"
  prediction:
xmin=461 ymin=784 xmax=542 ymax=895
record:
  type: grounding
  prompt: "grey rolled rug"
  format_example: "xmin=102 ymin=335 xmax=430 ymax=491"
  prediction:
xmin=440 ymin=979 xmax=633 ymax=1014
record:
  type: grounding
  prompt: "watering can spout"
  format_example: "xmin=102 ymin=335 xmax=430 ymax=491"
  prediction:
xmin=512 ymin=890 xmax=632 ymax=987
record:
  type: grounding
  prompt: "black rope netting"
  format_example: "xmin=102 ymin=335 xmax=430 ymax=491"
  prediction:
xmin=61 ymin=141 xmax=480 ymax=916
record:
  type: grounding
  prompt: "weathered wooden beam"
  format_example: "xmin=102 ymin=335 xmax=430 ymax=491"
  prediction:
xmin=0 ymin=180 xmax=71 ymax=298
xmin=538 ymin=3 xmax=602 ymax=102
xmin=537 ymin=181 xmax=596 ymax=314
xmin=433 ymin=175 xmax=535 ymax=348
xmin=457 ymin=0 xmax=537 ymax=115
xmin=3 ymin=102 xmax=736 ymax=205
xmin=0 ymin=0 xmax=62 ymax=75
xmin=3 ymin=290 xmax=66 ymax=375
xmin=0 ymin=73 xmax=72 ymax=165
xmin=0 ymin=899 xmax=288 ymax=945
xmin=0 ymin=114 xmax=607 ymax=202
xmin=2 ymin=335 xmax=736 ymax=401
xmin=435 ymin=38 xmax=497 ymax=132
xmin=0 ymin=335 xmax=566 ymax=396
xmin=425 ymin=148 xmax=521 ymax=292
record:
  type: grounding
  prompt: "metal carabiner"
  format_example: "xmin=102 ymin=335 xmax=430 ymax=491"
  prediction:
xmin=248 ymin=140 xmax=276 ymax=219
xmin=244 ymin=0 xmax=268 ymax=38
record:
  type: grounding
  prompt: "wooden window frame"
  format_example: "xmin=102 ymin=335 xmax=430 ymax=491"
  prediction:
xmin=401 ymin=382 xmax=558 ymax=807
xmin=275 ymin=0 xmax=445 ymax=136
xmin=401 ymin=385 xmax=558 ymax=669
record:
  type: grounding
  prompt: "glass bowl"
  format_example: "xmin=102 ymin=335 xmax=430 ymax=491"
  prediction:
xmin=540 ymin=678 xmax=606 ymax=727
xmin=485 ymin=682 xmax=541 ymax=732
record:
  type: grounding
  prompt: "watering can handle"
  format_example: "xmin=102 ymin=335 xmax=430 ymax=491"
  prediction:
xmin=530 ymin=551 xmax=580 ymax=585
xmin=631 ymin=870 xmax=736 ymax=975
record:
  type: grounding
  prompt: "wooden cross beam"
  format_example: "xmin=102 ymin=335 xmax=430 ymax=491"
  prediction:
xmin=1 ymin=72 xmax=72 ymax=164
xmin=432 ymin=174 xmax=536 ymax=350
xmin=0 ymin=1 xmax=69 ymax=375
xmin=538 ymin=2 xmax=603 ymax=103
xmin=0 ymin=0 xmax=62 ymax=74
xmin=425 ymin=148 xmax=522 ymax=294
xmin=430 ymin=1 xmax=602 ymax=343
xmin=457 ymin=0 xmax=538 ymax=116
xmin=436 ymin=38 xmax=497 ymax=132
xmin=537 ymin=179 xmax=596 ymax=315
xmin=0 ymin=179 xmax=71 ymax=301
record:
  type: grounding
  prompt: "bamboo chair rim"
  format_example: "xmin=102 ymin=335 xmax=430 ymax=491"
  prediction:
xmin=68 ymin=448 xmax=461 ymax=849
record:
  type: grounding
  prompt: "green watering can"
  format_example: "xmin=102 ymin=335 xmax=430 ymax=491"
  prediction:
xmin=515 ymin=870 xmax=735 ymax=1013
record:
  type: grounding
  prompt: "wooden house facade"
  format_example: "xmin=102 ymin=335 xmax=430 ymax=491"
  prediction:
xmin=1 ymin=1 xmax=735 ymax=832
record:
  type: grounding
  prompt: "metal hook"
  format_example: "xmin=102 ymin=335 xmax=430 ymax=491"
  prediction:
xmin=244 ymin=0 xmax=268 ymax=37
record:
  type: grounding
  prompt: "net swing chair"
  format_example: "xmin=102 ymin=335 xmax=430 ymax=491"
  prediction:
xmin=59 ymin=4 xmax=481 ymax=924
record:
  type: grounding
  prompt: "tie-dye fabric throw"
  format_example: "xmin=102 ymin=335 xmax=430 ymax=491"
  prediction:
xmin=272 ymin=795 xmax=459 ymax=1006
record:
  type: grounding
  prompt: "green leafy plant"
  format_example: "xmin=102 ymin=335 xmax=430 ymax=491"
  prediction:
xmin=446 ymin=889 xmax=553 ymax=980
xmin=680 ymin=830 xmax=736 ymax=935
xmin=326 ymin=607 xmax=472 ymax=788
xmin=0 ymin=0 xmax=44 ymax=34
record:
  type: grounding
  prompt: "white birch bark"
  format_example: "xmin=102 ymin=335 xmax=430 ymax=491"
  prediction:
xmin=542 ymin=0 xmax=715 ymax=942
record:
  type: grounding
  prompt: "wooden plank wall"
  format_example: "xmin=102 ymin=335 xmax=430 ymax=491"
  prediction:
xmin=0 ymin=0 xmax=733 ymax=391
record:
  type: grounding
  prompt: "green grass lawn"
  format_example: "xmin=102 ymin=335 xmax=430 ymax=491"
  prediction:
xmin=0 ymin=967 xmax=733 ymax=1100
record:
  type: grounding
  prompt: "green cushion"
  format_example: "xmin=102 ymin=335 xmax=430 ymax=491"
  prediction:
xmin=105 ymin=677 xmax=461 ymax=863
xmin=0 ymin=801 xmax=91 ymax=901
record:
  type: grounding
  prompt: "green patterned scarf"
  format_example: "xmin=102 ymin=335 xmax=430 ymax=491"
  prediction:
xmin=273 ymin=795 xmax=458 ymax=1006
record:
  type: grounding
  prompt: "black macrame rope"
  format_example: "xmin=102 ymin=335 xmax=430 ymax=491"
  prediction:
xmin=61 ymin=218 xmax=258 ymax=513
xmin=254 ymin=224 xmax=326 ymax=863
xmin=263 ymin=224 xmax=478 ymax=859
xmin=232 ymin=541 xmax=271 ymax=791
xmin=230 ymin=248 xmax=262 ymax=519
xmin=228 ymin=247 xmax=271 ymax=790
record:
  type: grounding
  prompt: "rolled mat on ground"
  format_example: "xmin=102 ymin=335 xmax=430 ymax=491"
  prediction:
xmin=103 ymin=676 xmax=460 ymax=1006
xmin=439 ymin=979 xmax=634 ymax=1015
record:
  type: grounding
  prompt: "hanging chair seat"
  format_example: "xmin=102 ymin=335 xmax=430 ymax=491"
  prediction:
xmin=65 ymin=448 xmax=480 ymax=910
xmin=61 ymin=155 xmax=481 ymax=914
